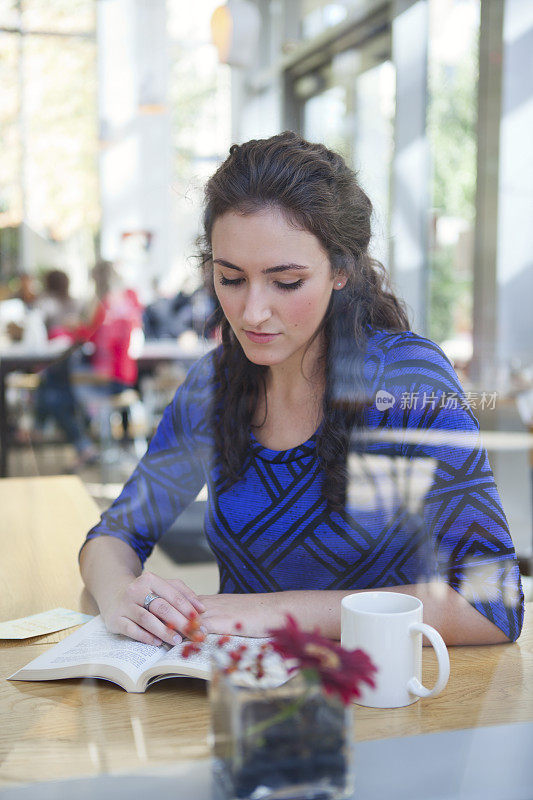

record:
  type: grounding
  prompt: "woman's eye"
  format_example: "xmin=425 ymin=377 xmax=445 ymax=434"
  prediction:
xmin=219 ymin=275 xmax=244 ymax=287
xmin=276 ymin=279 xmax=304 ymax=291
xmin=218 ymin=275 xmax=304 ymax=291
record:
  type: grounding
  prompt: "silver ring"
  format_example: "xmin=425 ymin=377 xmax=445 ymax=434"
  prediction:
xmin=143 ymin=592 xmax=162 ymax=610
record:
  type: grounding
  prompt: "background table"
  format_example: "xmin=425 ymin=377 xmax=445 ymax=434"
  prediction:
xmin=0 ymin=338 xmax=213 ymax=477
xmin=135 ymin=338 xmax=214 ymax=372
xmin=0 ymin=342 xmax=74 ymax=477
xmin=1 ymin=476 xmax=532 ymax=788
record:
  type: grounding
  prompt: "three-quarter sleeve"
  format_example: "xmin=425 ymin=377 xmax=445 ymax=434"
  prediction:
xmin=378 ymin=333 xmax=524 ymax=641
xmin=80 ymin=354 xmax=214 ymax=564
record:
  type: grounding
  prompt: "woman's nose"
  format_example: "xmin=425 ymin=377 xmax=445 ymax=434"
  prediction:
xmin=242 ymin=288 xmax=272 ymax=327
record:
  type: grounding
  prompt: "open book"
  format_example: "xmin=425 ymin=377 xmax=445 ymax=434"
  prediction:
xmin=8 ymin=615 xmax=286 ymax=693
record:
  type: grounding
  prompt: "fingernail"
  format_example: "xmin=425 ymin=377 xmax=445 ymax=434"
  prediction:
xmin=153 ymin=638 xmax=162 ymax=646
xmin=200 ymin=626 xmax=208 ymax=635
xmin=173 ymin=634 xmax=182 ymax=645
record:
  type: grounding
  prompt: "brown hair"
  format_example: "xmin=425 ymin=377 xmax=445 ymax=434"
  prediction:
xmin=44 ymin=269 xmax=70 ymax=300
xmin=197 ymin=131 xmax=409 ymax=511
xmin=92 ymin=259 xmax=116 ymax=299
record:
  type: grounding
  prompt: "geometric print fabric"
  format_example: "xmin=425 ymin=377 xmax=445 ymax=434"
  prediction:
xmin=84 ymin=328 xmax=524 ymax=641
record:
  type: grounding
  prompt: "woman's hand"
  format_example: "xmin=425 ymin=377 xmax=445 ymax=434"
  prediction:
xmin=99 ymin=570 xmax=206 ymax=647
xmin=198 ymin=593 xmax=285 ymax=638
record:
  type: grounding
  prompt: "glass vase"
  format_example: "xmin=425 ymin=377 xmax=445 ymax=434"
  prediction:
xmin=209 ymin=666 xmax=354 ymax=800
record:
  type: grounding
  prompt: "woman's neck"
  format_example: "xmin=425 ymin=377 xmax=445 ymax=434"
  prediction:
xmin=265 ymin=334 xmax=326 ymax=404
xmin=250 ymin=335 xmax=326 ymax=444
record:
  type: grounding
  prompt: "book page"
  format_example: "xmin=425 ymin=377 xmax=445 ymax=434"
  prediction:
xmin=151 ymin=634 xmax=289 ymax=686
xmin=13 ymin=616 xmax=164 ymax=682
xmin=10 ymin=616 xmax=291 ymax=691
xmin=155 ymin=634 xmax=243 ymax=673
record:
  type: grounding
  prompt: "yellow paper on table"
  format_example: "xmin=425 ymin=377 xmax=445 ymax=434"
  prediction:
xmin=0 ymin=608 xmax=94 ymax=639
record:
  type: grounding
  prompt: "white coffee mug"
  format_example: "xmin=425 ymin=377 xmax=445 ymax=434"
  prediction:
xmin=341 ymin=591 xmax=450 ymax=708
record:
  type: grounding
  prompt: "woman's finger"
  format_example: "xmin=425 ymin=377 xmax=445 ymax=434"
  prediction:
xmin=138 ymin=571 xmax=204 ymax=614
xmin=140 ymin=594 xmax=195 ymax=642
xmin=166 ymin=578 xmax=206 ymax=613
xmin=130 ymin=604 xmax=185 ymax=645
xmin=107 ymin=572 xmax=204 ymax=645
xmin=115 ymin=616 xmax=163 ymax=647
xmin=146 ymin=596 xmax=193 ymax=637
xmin=149 ymin=576 xmax=203 ymax=624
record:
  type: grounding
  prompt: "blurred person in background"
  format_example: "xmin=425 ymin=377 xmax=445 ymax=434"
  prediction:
xmin=1 ymin=272 xmax=46 ymax=345
xmin=36 ymin=269 xmax=80 ymax=337
xmin=143 ymin=283 xmax=216 ymax=341
xmin=80 ymin=259 xmax=143 ymax=392
xmin=33 ymin=269 xmax=97 ymax=468
xmin=74 ymin=259 xmax=144 ymax=447
xmin=15 ymin=272 xmax=38 ymax=308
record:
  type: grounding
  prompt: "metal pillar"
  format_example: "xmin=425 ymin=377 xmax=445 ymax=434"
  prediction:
xmin=471 ymin=0 xmax=504 ymax=387
xmin=391 ymin=0 xmax=430 ymax=335
xmin=495 ymin=0 xmax=533 ymax=372
xmin=97 ymin=0 xmax=171 ymax=299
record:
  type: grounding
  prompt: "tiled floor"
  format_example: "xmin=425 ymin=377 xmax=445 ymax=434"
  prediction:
xmin=9 ymin=439 xmax=143 ymax=508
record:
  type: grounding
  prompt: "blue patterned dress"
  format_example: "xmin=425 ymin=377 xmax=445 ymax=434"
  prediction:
xmin=83 ymin=329 xmax=524 ymax=641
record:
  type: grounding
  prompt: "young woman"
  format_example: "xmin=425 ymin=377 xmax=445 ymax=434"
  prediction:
xmin=80 ymin=132 xmax=523 ymax=647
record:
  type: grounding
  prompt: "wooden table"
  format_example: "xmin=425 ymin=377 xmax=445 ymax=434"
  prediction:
xmin=1 ymin=476 xmax=532 ymax=788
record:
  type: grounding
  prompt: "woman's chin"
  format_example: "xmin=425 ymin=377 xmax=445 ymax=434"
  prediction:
xmin=244 ymin=352 xmax=280 ymax=366
xmin=239 ymin=341 xmax=284 ymax=367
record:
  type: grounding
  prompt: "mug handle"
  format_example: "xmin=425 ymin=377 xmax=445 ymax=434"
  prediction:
xmin=406 ymin=622 xmax=450 ymax=698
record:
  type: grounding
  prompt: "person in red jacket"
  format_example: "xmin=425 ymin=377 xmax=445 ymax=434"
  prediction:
xmin=80 ymin=260 xmax=143 ymax=390
xmin=74 ymin=260 xmax=144 ymax=455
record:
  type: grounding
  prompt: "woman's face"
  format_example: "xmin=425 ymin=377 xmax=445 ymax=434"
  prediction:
xmin=211 ymin=206 xmax=346 ymax=373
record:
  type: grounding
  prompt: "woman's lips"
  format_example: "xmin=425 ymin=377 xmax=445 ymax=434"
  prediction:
xmin=244 ymin=330 xmax=279 ymax=344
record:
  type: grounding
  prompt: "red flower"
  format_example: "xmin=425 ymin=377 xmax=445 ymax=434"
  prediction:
xmin=184 ymin=613 xmax=206 ymax=643
xmin=182 ymin=642 xmax=201 ymax=658
xmin=229 ymin=650 xmax=243 ymax=664
xmin=267 ymin=615 xmax=377 ymax=704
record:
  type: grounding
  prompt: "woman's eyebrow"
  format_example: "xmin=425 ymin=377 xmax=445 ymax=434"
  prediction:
xmin=213 ymin=259 xmax=309 ymax=274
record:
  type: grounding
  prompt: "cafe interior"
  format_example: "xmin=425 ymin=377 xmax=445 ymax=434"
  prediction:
xmin=1 ymin=1 xmax=532 ymax=797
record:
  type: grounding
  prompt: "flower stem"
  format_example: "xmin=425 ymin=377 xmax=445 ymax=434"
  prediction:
xmin=245 ymin=686 xmax=314 ymax=741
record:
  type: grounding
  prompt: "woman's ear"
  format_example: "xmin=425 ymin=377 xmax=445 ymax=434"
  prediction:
xmin=333 ymin=273 xmax=348 ymax=290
